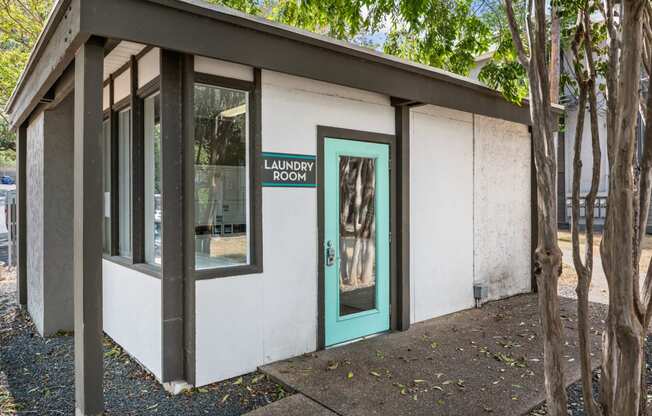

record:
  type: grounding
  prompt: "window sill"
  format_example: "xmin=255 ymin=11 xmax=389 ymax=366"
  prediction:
xmin=194 ymin=263 xmax=263 ymax=280
xmin=102 ymin=256 xmax=262 ymax=280
xmin=102 ymin=255 xmax=162 ymax=279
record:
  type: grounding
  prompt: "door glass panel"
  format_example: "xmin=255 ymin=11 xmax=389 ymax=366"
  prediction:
xmin=339 ymin=156 xmax=377 ymax=316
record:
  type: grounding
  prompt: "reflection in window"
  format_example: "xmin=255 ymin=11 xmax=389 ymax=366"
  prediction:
xmin=339 ymin=157 xmax=377 ymax=316
xmin=102 ymin=119 xmax=111 ymax=254
xmin=193 ymin=83 xmax=249 ymax=270
xmin=144 ymin=94 xmax=161 ymax=265
xmin=118 ymin=108 xmax=132 ymax=258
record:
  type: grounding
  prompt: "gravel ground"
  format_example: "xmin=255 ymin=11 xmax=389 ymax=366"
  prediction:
xmin=529 ymin=338 xmax=652 ymax=416
xmin=0 ymin=276 xmax=290 ymax=415
xmin=551 ymin=232 xmax=652 ymax=414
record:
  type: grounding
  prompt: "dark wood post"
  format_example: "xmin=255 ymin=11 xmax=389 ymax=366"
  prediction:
xmin=16 ymin=123 xmax=27 ymax=306
xmin=160 ymin=49 xmax=186 ymax=382
xmin=394 ymin=104 xmax=411 ymax=330
xmin=131 ymin=56 xmax=145 ymax=263
xmin=73 ymin=36 xmax=105 ymax=416
xmin=182 ymin=54 xmax=196 ymax=385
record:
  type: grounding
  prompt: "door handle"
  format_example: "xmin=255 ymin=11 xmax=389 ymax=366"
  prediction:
xmin=326 ymin=240 xmax=336 ymax=267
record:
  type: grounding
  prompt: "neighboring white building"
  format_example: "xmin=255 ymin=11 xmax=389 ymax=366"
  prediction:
xmin=6 ymin=1 xmax=546 ymax=407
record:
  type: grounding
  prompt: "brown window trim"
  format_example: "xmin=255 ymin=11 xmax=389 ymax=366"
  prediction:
xmin=112 ymin=96 xmax=131 ymax=112
xmin=137 ymin=77 xmax=160 ymax=98
xmin=192 ymin=70 xmax=263 ymax=280
xmin=104 ymin=54 xmax=164 ymax=277
xmin=102 ymin=254 xmax=162 ymax=278
xmin=101 ymin=116 xmax=111 ymax=256
xmin=103 ymin=64 xmax=263 ymax=280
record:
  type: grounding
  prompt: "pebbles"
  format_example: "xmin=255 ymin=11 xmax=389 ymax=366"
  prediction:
xmin=0 ymin=279 xmax=289 ymax=415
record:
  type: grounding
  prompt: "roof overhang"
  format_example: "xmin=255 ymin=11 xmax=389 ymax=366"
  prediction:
xmin=5 ymin=0 xmax=563 ymax=130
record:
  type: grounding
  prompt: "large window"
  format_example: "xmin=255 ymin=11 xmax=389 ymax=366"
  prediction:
xmin=144 ymin=93 xmax=162 ymax=265
xmin=118 ymin=108 xmax=133 ymax=258
xmin=102 ymin=119 xmax=111 ymax=254
xmin=193 ymin=83 xmax=250 ymax=270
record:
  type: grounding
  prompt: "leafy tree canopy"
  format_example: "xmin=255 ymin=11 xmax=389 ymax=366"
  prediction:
xmin=211 ymin=0 xmax=493 ymax=76
xmin=0 ymin=0 xmax=516 ymax=156
xmin=0 ymin=0 xmax=52 ymax=156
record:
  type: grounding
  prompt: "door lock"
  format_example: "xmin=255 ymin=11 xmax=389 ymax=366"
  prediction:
xmin=326 ymin=240 xmax=336 ymax=267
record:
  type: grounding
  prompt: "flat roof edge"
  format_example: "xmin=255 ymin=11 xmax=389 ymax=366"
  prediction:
xmin=7 ymin=0 xmax=565 ymax=128
xmin=148 ymin=0 xmax=564 ymax=116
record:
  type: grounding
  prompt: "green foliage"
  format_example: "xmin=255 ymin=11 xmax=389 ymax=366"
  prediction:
xmin=478 ymin=29 xmax=528 ymax=104
xmin=0 ymin=0 xmax=53 ymax=154
xmin=477 ymin=0 xmax=610 ymax=105
xmin=384 ymin=0 xmax=491 ymax=75
xmin=1 ymin=0 xmax=534 ymax=154
xmin=207 ymin=0 xmax=493 ymax=76
xmin=204 ymin=0 xmax=262 ymax=15
xmin=476 ymin=0 xmax=530 ymax=103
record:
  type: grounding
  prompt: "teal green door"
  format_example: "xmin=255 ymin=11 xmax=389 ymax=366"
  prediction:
xmin=324 ymin=138 xmax=390 ymax=347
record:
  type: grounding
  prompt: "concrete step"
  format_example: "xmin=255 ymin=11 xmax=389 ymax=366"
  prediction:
xmin=244 ymin=394 xmax=337 ymax=416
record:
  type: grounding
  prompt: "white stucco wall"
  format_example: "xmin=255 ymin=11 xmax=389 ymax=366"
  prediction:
xmin=26 ymin=112 xmax=45 ymax=335
xmin=24 ymin=97 xmax=75 ymax=337
xmin=194 ymin=70 xmax=395 ymax=386
xmin=409 ymin=109 xmax=531 ymax=322
xmin=409 ymin=105 xmax=475 ymax=323
xmin=103 ymin=261 xmax=162 ymax=380
xmin=473 ymin=115 xmax=532 ymax=300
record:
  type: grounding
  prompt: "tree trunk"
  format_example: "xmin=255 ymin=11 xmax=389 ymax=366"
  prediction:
xmin=599 ymin=1 xmax=647 ymax=414
xmin=503 ymin=0 xmax=569 ymax=411
xmin=549 ymin=3 xmax=561 ymax=104
xmin=568 ymin=10 xmax=603 ymax=414
xmin=570 ymin=78 xmax=602 ymax=416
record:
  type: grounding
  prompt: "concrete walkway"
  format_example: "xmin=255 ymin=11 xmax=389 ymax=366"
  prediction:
xmin=261 ymin=294 xmax=607 ymax=416
xmin=245 ymin=394 xmax=336 ymax=415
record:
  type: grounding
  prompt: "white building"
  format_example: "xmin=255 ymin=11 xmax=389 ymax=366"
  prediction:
xmin=5 ymin=0 xmax=553 ymax=413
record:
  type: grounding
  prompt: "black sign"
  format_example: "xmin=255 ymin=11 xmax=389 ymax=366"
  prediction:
xmin=261 ymin=152 xmax=317 ymax=187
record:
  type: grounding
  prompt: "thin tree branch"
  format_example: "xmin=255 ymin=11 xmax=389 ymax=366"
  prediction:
xmin=504 ymin=0 xmax=529 ymax=66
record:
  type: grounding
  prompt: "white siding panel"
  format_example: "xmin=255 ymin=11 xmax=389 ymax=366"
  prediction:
xmin=194 ymin=56 xmax=254 ymax=82
xmin=138 ymin=48 xmax=160 ymax=89
xmin=103 ymin=85 xmax=110 ymax=111
xmin=473 ymin=115 xmax=531 ymax=300
xmin=194 ymin=70 xmax=394 ymax=386
xmin=102 ymin=260 xmax=162 ymax=380
xmin=409 ymin=105 xmax=474 ymax=323
xmin=113 ymin=70 xmax=131 ymax=103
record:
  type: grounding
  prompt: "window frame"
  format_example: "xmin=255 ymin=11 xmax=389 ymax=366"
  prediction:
xmin=101 ymin=116 xmax=111 ymax=255
xmin=142 ymin=91 xmax=162 ymax=267
xmin=101 ymin=58 xmax=263 ymax=280
xmin=116 ymin=105 xmax=134 ymax=259
xmin=192 ymin=71 xmax=263 ymax=280
xmin=102 ymin=52 xmax=164 ymax=278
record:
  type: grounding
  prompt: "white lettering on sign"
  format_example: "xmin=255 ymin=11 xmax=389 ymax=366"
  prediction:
xmin=263 ymin=159 xmax=315 ymax=172
xmin=261 ymin=152 xmax=317 ymax=187
xmin=272 ymin=170 xmax=307 ymax=181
